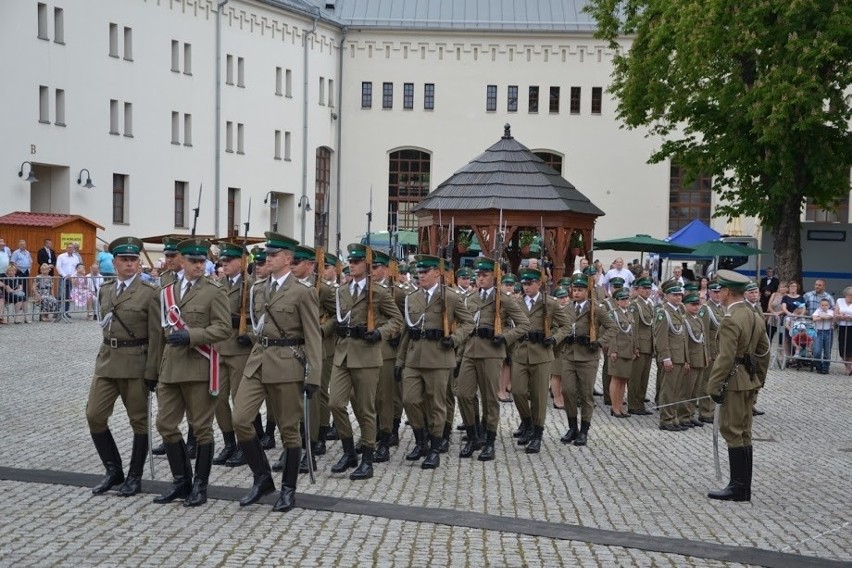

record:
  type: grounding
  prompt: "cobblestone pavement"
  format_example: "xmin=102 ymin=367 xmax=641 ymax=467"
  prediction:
xmin=1 ymin=319 xmax=850 ymax=566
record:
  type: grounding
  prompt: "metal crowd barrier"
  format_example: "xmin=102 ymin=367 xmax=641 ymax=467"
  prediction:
xmin=764 ymin=312 xmax=852 ymax=374
xmin=0 ymin=275 xmax=113 ymax=324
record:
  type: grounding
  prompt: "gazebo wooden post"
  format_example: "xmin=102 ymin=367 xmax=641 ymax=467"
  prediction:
xmin=554 ymin=226 xmax=567 ymax=283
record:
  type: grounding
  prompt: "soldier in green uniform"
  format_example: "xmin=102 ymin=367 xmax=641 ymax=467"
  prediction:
xmin=680 ymin=292 xmax=709 ymax=427
xmin=627 ymin=278 xmax=655 ymax=415
xmin=211 ymin=242 xmax=258 ymax=467
xmin=559 ymin=274 xmax=615 ymax=446
xmin=389 ymin=263 xmax=416 ymax=447
xmin=606 ymin=289 xmax=637 ymax=418
xmin=232 ymin=232 xmax=322 ymax=513
xmin=600 ymin=276 xmax=625 ymax=406
xmin=86 ymin=237 xmax=162 ymax=496
xmin=654 ymin=280 xmax=690 ymax=431
xmin=250 ymin=247 xmax=279 ymax=449
xmin=497 ymin=274 xmax=517 ymax=404
xmin=311 ymin=252 xmax=339 ymax=457
xmin=457 ymin=258 xmax=529 ymax=460
xmin=698 ymin=283 xmax=724 ymax=422
xmin=153 ymin=239 xmax=232 ymax=507
xmin=395 ymin=255 xmax=473 ymax=469
xmin=707 ymin=270 xmax=769 ymax=501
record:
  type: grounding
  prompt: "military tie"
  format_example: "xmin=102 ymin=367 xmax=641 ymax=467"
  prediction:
xmin=183 ymin=279 xmax=192 ymax=297
xmin=481 ymin=289 xmax=487 ymax=301
xmin=270 ymin=280 xmax=278 ymax=294
xmin=526 ymin=296 xmax=533 ymax=311
xmin=116 ymin=282 xmax=126 ymax=297
xmin=353 ymin=282 xmax=360 ymax=298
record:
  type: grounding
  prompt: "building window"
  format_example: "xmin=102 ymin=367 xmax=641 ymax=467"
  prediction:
xmin=55 ymin=89 xmax=65 ymax=126
xmin=319 ymin=77 xmax=325 ymax=106
xmin=226 ymin=55 xmax=234 ymax=85
xmin=549 ymin=87 xmax=560 ymax=113
xmin=486 ymin=85 xmax=497 ymax=112
xmin=109 ymin=23 xmax=118 ymax=57
xmin=109 ymin=99 xmax=119 ymax=133
xmin=424 ymin=83 xmax=435 ymax=110
xmin=237 ymin=56 xmax=245 ymax=87
xmin=403 ymin=83 xmax=414 ymax=109
xmin=274 ymin=130 xmax=281 ymax=159
xmin=507 ymin=85 xmax=518 ymax=112
xmin=275 ymin=67 xmax=283 ymax=96
xmin=805 ymin=197 xmax=850 ymax=223
xmin=570 ymin=87 xmax=581 ymax=114
xmin=529 ymin=86 xmax=539 ymax=113
xmin=183 ymin=113 xmax=192 ymax=146
xmin=39 ymin=86 xmax=50 ymax=123
xmin=171 ymin=112 xmax=180 ymax=144
xmin=534 ymin=151 xmax=563 ymax=175
xmin=123 ymin=27 xmax=133 ymax=61
xmin=315 ymin=147 xmax=332 ymax=247
xmin=669 ymin=163 xmax=712 ymax=232
xmin=382 ymin=82 xmax=393 ymax=109
xmin=237 ymin=123 xmax=245 ymax=154
xmin=53 ymin=8 xmax=64 ymax=44
xmin=328 ymin=79 xmax=334 ymax=107
xmin=284 ymin=131 xmax=292 ymax=160
xmin=227 ymin=188 xmax=239 ymax=238
xmin=38 ymin=3 xmax=48 ymax=39
xmin=171 ymin=40 xmax=180 ymax=72
xmin=183 ymin=43 xmax=192 ymax=75
xmin=174 ymin=181 xmax=187 ymax=228
xmin=285 ymin=69 xmax=292 ymax=97
xmin=591 ymin=87 xmax=603 ymax=114
xmin=123 ymin=102 xmax=133 ymax=136
xmin=225 ymin=121 xmax=233 ymax=152
xmin=361 ymin=82 xmax=372 ymax=108
xmin=113 ymin=173 xmax=127 ymax=224
xmin=388 ymin=149 xmax=431 ymax=231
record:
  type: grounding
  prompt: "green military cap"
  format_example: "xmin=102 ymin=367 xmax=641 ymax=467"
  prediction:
xmin=661 ymin=279 xmax=684 ymax=295
xmin=475 ymin=258 xmax=495 ymax=272
xmin=372 ymin=249 xmax=390 ymax=266
xmin=513 ymin=283 xmax=522 ymax=293
xmin=251 ymin=247 xmax=267 ymax=262
xmin=178 ymin=238 xmax=211 ymax=260
xmin=398 ymin=263 xmax=410 ymax=274
xmin=609 ymin=277 xmax=625 ymax=288
xmin=745 ymin=281 xmax=759 ymax=292
xmin=708 ymin=282 xmax=722 ymax=291
xmin=715 ymin=269 xmax=751 ymax=291
xmin=683 ymin=293 xmax=701 ymax=304
xmin=342 ymin=265 xmax=350 ymax=275
xmin=683 ymin=281 xmax=699 ymax=292
xmin=583 ymin=266 xmax=598 ymax=276
xmin=634 ymin=277 xmax=653 ymax=288
xmin=162 ymin=236 xmax=181 ymax=255
xmin=294 ymin=245 xmax=316 ymax=262
xmin=613 ymin=289 xmax=630 ymax=301
xmin=456 ymin=267 xmax=473 ymax=279
xmin=109 ymin=236 xmax=143 ymax=257
xmin=520 ymin=268 xmax=541 ymax=282
xmin=413 ymin=254 xmax=441 ymax=270
xmin=553 ymin=287 xmax=570 ymax=299
xmin=571 ymin=274 xmax=589 ymax=287
xmin=558 ymin=277 xmax=572 ymax=287
xmin=218 ymin=241 xmax=246 ymax=260
xmin=324 ymin=252 xmax=339 ymax=267
xmin=347 ymin=243 xmax=370 ymax=261
xmin=501 ymin=274 xmax=516 ymax=285
xmin=264 ymin=231 xmax=299 ymax=252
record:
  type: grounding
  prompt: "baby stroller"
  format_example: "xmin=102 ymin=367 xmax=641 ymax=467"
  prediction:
xmin=788 ymin=320 xmax=817 ymax=371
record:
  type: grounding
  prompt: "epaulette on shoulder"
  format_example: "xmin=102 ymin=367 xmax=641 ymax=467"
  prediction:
xmin=299 ymin=279 xmax=313 ymax=288
xmin=208 ymin=278 xmax=222 ymax=288
xmin=377 ymin=281 xmax=390 ymax=289
xmin=141 ymin=280 xmax=159 ymax=289
xmin=254 ymin=277 xmax=269 ymax=285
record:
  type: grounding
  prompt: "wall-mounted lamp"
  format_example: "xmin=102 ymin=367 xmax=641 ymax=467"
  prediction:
xmin=298 ymin=195 xmax=312 ymax=212
xmin=76 ymin=168 xmax=95 ymax=189
xmin=263 ymin=191 xmax=278 ymax=205
xmin=331 ymin=112 xmax=338 ymax=120
xmin=18 ymin=161 xmax=38 ymax=183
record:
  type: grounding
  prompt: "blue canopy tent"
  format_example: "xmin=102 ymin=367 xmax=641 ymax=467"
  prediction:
xmin=662 ymin=219 xmax=721 ymax=259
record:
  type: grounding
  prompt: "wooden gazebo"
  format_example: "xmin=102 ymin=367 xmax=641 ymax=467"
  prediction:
xmin=412 ymin=124 xmax=604 ymax=282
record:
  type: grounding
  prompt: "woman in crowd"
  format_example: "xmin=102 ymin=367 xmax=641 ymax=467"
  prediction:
xmin=70 ymin=263 xmax=92 ymax=316
xmin=35 ymin=262 xmax=58 ymax=321
xmin=834 ymin=286 xmax=852 ymax=375
xmin=698 ymin=276 xmax=710 ymax=303
xmin=767 ymin=281 xmax=789 ymax=358
xmin=1 ymin=263 xmax=28 ymax=323
xmin=780 ymin=281 xmax=804 ymax=357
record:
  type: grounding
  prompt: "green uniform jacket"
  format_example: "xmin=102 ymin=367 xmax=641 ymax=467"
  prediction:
xmin=243 ymin=273 xmax=322 ymax=386
xmin=653 ymin=303 xmax=688 ymax=364
xmin=629 ymin=297 xmax=655 ymax=355
xmin=462 ymin=288 xmax=530 ymax=359
xmin=159 ymin=278 xmax=232 ymax=384
xmin=684 ymin=313 xmax=709 ymax=368
xmin=375 ymin=278 xmax=404 ymax=360
xmin=319 ymin=279 xmax=338 ymax=358
xmin=707 ymin=301 xmax=769 ymax=395
xmin=513 ymin=295 xmax=571 ymax=365
xmin=397 ymin=286 xmax=474 ymax=369
xmin=214 ymin=273 xmax=254 ymax=357
xmin=562 ymin=300 xmax=616 ymax=362
xmin=699 ymin=302 xmax=723 ymax=360
xmin=608 ymin=306 xmax=638 ymax=359
xmin=96 ymin=276 xmax=162 ymax=381
xmin=332 ymin=281 xmax=402 ymax=368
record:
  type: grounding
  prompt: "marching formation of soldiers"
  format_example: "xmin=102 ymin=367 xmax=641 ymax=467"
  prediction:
xmin=85 ymin=231 xmax=768 ymax=511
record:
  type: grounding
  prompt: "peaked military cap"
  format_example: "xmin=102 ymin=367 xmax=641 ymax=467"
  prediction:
xmin=571 ymin=274 xmax=589 ymax=287
xmin=109 ymin=236 xmax=143 ymax=258
xmin=558 ymin=277 xmax=572 ymax=287
xmin=178 ymin=238 xmax=211 ymax=260
xmin=553 ymin=287 xmax=569 ymax=299
xmin=347 ymin=243 xmax=370 ymax=261
xmin=475 ymin=258 xmax=495 ymax=272
xmin=583 ymin=266 xmax=598 ymax=276
xmin=501 ymin=274 xmax=516 ymax=285
xmin=264 ymin=231 xmax=298 ymax=252
xmin=609 ymin=277 xmax=625 ymax=288
xmin=708 ymin=282 xmax=722 ymax=291
xmin=613 ymin=289 xmax=630 ymax=301
xmin=371 ymin=249 xmax=390 ymax=266
xmin=661 ymin=279 xmax=684 ymax=295
xmin=218 ymin=241 xmax=246 ymax=259
xmin=744 ymin=281 xmax=759 ymax=292
xmin=324 ymin=252 xmax=339 ymax=267
xmin=683 ymin=281 xmax=699 ymax=292
xmin=162 ymin=236 xmax=181 ymax=255
xmin=520 ymin=268 xmax=542 ymax=282
xmin=294 ymin=245 xmax=316 ymax=262
xmin=513 ymin=283 xmax=522 ymax=293
xmin=683 ymin=293 xmax=701 ymax=304
xmin=251 ymin=247 xmax=267 ymax=263
xmin=715 ymin=270 xmax=751 ymax=291
xmin=414 ymin=254 xmax=441 ymax=270
xmin=342 ymin=265 xmax=350 ymax=275
xmin=633 ymin=277 xmax=653 ymax=288
xmin=398 ymin=263 xmax=410 ymax=274
xmin=456 ymin=267 xmax=474 ymax=279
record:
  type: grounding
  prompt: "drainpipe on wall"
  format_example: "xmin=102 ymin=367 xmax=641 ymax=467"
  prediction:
xmin=301 ymin=10 xmax=319 ymax=244
xmin=334 ymin=27 xmax=347 ymax=258
xmin=214 ymin=0 xmax=230 ymax=238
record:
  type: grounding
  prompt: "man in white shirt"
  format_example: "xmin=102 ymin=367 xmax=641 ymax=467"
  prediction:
xmin=56 ymin=243 xmax=80 ymax=319
xmin=601 ymin=257 xmax=635 ymax=293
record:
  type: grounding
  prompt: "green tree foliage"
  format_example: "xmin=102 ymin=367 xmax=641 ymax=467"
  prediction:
xmin=587 ymin=0 xmax=852 ymax=281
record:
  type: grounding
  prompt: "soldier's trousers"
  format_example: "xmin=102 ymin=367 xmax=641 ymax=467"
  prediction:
xmin=214 ymin=353 xmax=249 ymax=434
xmin=627 ymin=352 xmax=652 ymax=412
xmin=86 ymin=375 xmax=147 ymax=434
xmin=309 ymin=354 xmax=334 ymax=442
xmin=157 ymin=381 xmax=216 ymax=445
xmin=458 ymin=357 xmax=501 ymax=432
xmin=657 ymin=362 xmax=685 ymax=426
xmin=698 ymin=366 xmax=715 ymax=419
xmin=445 ymin=368 xmax=456 ymax=427
xmin=511 ymin=360 xmax=550 ymax=427
xmin=375 ymin=357 xmax=396 ymax=434
xmin=602 ymin=355 xmax=611 ymax=403
xmin=720 ymin=389 xmax=757 ymax=447
xmin=403 ymin=367 xmax=449 ymax=439
xmin=329 ymin=365 xmax=380 ymax=449
xmin=676 ymin=367 xmax=701 ymax=423
xmin=562 ymin=359 xmax=598 ymax=422
xmin=233 ymin=370 xmax=302 ymax=448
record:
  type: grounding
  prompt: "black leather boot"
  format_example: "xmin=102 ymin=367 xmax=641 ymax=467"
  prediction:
xmin=151 ymin=441 xmax=166 ymax=456
xmin=330 ymin=437 xmax=358 ymax=473
xmin=459 ymin=425 xmax=483 ymax=458
xmin=225 ymin=441 xmax=247 ymax=467
xmin=299 ymin=444 xmax=317 ymax=474
xmin=404 ymin=428 xmax=428 ymax=461
xmin=350 ymin=447 xmax=374 ymax=480
xmin=526 ymin=426 xmax=544 ymax=454
xmin=517 ymin=418 xmax=534 ymax=446
xmin=374 ymin=431 xmax=391 ymax=463
xmin=272 ymin=449 xmax=286 ymax=471
xmin=117 ymin=433 xmax=148 ymax=497
xmin=91 ymin=430 xmax=125 ymax=495
xmin=389 ymin=418 xmax=400 ymax=447
xmin=438 ymin=423 xmax=452 ymax=454
xmin=213 ymin=431 xmax=236 ymax=466
xmin=239 ymin=436 xmax=276 ymax=506
xmin=315 ymin=426 xmax=328 ymax=456
xmin=186 ymin=427 xmax=197 ymax=459
xmin=253 ymin=413 xmax=265 ymax=440
xmin=744 ymin=445 xmax=753 ymax=501
xmin=153 ymin=440 xmax=192 ymax=504
xmin=477 ymin=430 xmax=497 ymax=461
xmin=184 ymin=442 xmax=214 ymax=507
xmin=273 ymin=447 xmax=301 ymax=512
xmin=421 ymin=436 xmax=442 ymax=469
xmin=560 ymin=417 xmax=579 ymax=444
xmin=573 ymin=420 xmax=590 ymax=446
xmin=326 ymin=423 xmax=339 ymax=441
xmin=708 ymin=446 xmax=749 ymax=501
xmin=512 ymin=420 xmax=526 ymax=438
xmin=476 ymin=419 xmax=486 ymax=444
xmin=261 ymin=415 xmax=276 ymax=450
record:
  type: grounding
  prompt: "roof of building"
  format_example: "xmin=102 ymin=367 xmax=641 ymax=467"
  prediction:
xmin=0 ymin=211 xmax=105 ymax=229
xmin=307 ymin=0 xmax=596 ymax=32
xmin=413 ymin=124 xmax=604 ymax=216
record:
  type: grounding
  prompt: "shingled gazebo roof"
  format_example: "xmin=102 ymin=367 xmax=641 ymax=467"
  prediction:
xmin=413 ymin=124 xmax=604 ymax=216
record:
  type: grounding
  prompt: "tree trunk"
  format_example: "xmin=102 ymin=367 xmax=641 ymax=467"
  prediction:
xmin=771 ymin=196 xmax=803 ymax=285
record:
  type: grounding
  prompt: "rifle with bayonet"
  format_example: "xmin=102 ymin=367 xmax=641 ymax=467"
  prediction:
xmin=366 ymin=187 xmax=375 ymax=331
xmin=540 ymin=217 xmax=550 ymax=337
xmin=238 ymin=198 xmax=252 ymax=336
xmin=191 ymin=183 xmax=202 ymax=237
xmin=493 ymin=220 xmax=505 ymax=335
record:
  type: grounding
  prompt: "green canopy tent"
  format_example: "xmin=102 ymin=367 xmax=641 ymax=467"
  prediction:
xmin=682 ymin=240 xmax=765 ymax=258
xmin=593 ymin=234 xmax=693 ymax=262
